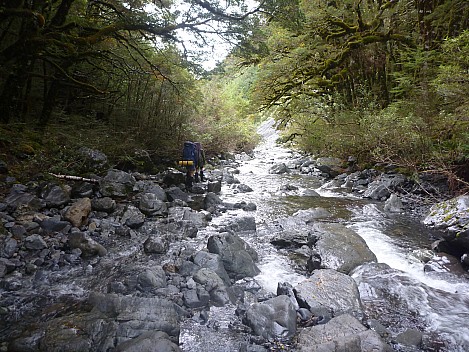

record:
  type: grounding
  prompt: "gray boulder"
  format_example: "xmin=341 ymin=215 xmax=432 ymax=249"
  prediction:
xmin=269 ymin=163 xmax=290 ymax=174
xmin=115 ymin=331 xmax=180 ymax=352
xmin=311 ymin=222 xmax=377 ymax=274
xmin=100 ymin=169 xmax=136 ymax=197
xmin=166 ymin=187 xmax=189 ymax=202
xmin=137 ymin=193 xmax=168 ymax=216
xmin=25 ymin=234 xmax=47 ymax=250
xmin=121 ymin=205 xmax=145 ymax=229
xmin=143 ymin=235 xmax=168 ymax=254
xmin=193 ymin=268 xmax=233 ymax=306
xmin=193 ymin=251 xmax=231 ymax=285
xmin=41 ymin=183 xmax=71 ymax=208
xmin=315 ymin=157 xmax=344 ymax=178
xmin=207 ymin=232 xmax=260 ymax=280
xmin=363 ymin=174 xmax=406 ymax=200
xmin=133 ymin=180 xmax=167 ymax=201
xmin=245 ymin=295 xmax=297 ymax=340
xmin=68 ymin=232 xmax=107 ymax=257
xmin=294 ymin=269 xmax=363 ymax=320
xmin=384 ymin=193 xmax=403 ymax=213
xmin=137 ymin=267 xmax=167 ymax=291
xmin=92 ymin=197 xmax=116 ymax=213
xmin=295 ymin=314 xmax=392 ymax=351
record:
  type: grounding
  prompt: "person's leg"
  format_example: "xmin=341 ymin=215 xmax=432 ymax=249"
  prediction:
xmin=200 ymin=169 xmax=205 ymax=182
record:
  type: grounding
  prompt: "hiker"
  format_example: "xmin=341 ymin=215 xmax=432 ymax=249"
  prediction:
xmin=194 ymin=142 xmax=206 ymax=182
xmin=181 ymin=141 xmax=197 ymax=190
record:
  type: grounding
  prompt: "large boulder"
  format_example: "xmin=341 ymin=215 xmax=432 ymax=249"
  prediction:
xmin=363 ymin=174 xmax=406 ymax=200
xmin=295 ymin=314 xmax=392 ymax=351
xmin=133 ymin=180 xmax=167 ymax=201
xmin=245 ymin=295 xmax=297 ymax=341
xmin=294 ymin=269 xmax=363 ymax=320
xmin=423 ymin=195 xmax=469 ymax=252
xmin=207 ymin=232 xmax=260 ymax=280
xmin=100 ymin=169 xmax=136 ymax=197
xmin=115 ymin=331 xmax=180 ymax=352
xmin=137 ymin=193 xmax=168 ymax=216
xmin=315 ymin=157 xmax=344 ymax=178
xmin=311 ymin=222 xmax=377 ymax=274
xmin=40 ymin=183 xmax=71 ymax=208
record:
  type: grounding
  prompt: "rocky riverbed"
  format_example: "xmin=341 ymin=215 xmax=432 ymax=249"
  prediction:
xmin=1 ymin=125 xmax=468 ymax=352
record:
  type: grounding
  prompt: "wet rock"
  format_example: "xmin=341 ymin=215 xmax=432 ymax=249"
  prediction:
xmin=207 ymin=232 xmax=260 ymax=280
xmin=193 ymin=268 xmax=233 ymax=306
xmin=295 ymin=313 xmax=392 ymax=351
xmin=162 ymin=170 xmax=185 ymax=187
xmin=71 ymin=181 xmax=95 ymax=198
xmin=193 ymin=251 xmax=231 ymax=285
xmin=311 ymin=222 xmax=377 ymax=274
xmin=244 ymin=295 xmax=297 ymax=340
xmin=166 ymin=187 xmax=189 ymax=202
xmin=294 ymin=269 xmax=363 ymax=320
xmin=89 ymin=292 xmax=180 ymax=338
xmin=207 ymin=180 xmax=222 ymax=194
xmin=40 ymin=216 xmax=71 ymax=234
xmin=138 ymin=193 xmax=168 ymax=216
xmin=3 ymin=189 xmax=45 ymax=212
xmin=315 ymin=157 xmax=344 ymax=178
xmin=224 ymin=216 xmax=257 ymax=233
xmin=269 ymin=163 xmax=290 ymax=174
xmin=40 ymin=183 xmax=71 ymax=208
xmin=100 ymin=169 xmax=136 ymax=197
xmin=92 ymin=197 xmax=116 ymax=213
xmin=271 ymin=229 xmax=311 ymax=249
xmin=68 ymin=232 xmax=107 ymax=257
xmin=137 ymin=267 xmax=167 ymax=291
xmin=64 ymin=197 xmax=91 ymax=228
xmin=9 ymin=224 xmax=27 ymax=238
xmin=133 ymin=180 xmax=167 ymax=201
xmin=204 ymin=192 xmax=222 ymax=211
xmin=115 ymin=330 xmax=181 ymax=352
xmin=384 ymin=193 xmax=404 ymax=213
xmin=121 ymin=205 xmax=145 ymax=229
xmin=234 ymin=184 xmax=253 ymax=193
xmin=364 ymin=174 xmax=406 ymax=200
xmin=25 ymin=234 xmax=48 ymax=250
xmin=394 ymin=328 xmax=423 ymax=348
xmin=143 ymin=235 xmax=168 ymax=254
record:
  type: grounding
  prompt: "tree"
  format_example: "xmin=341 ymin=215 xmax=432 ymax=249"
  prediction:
xmin=0 ymin=0 xmax=261 ymax=128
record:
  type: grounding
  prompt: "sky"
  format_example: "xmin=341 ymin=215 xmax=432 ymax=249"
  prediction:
xmin=145 ymin=0 xmax=259 ymax=70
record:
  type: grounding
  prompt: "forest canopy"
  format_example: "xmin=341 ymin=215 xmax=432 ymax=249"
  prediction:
xmin=0 ymin=0 xmax=468 ymax=191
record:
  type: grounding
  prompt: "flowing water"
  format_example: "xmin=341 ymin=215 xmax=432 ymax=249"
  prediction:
xmin=195 ymin=119 xmax=469 ymax=351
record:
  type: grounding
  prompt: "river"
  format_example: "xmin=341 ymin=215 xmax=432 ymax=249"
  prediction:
xmin=186 ymin=119 xmax=469 ymax=351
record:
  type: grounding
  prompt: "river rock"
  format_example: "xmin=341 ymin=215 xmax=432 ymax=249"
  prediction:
xmin=133 ymin=180 xmax=167 ymax=201
xmin=269 ymin=163 xmax=290 ymax=174
xmin=224 ymin=216 xmax=257 ymax=232
xmin=207 ymin=232 xmax=260 ymax=280
xmin=193 ymin=267 xmax=233 ymax=306
xmin=203 ymin=192 xmax=222 ymax=211
xmin=244 ymin=295 xmax=297 ymax=341
xmin=384 ymin=193 xmax=404 ymax=213
xmin=121 ymin=205 xmax=145 ymax=229
xmin=92 ymin=197 xmax=116 ymax=213
xmin=363 ymin=173 xmax=406 ymax=200
xmin=40 ymin=216 xmax=71 ymax=234
xmin=40 ymin=183 xmax=71 ymax=208
xmin=137 ymin=267 xmax=167 ymax=291
xmin=115 ymin=330 xmax=180 ymax=352
xmin=137 ymin=193 xmax=168 ymax=216
xmin=166 ymin=187 xmax=189 ymax=202
xmin=162 ymin=169 xmax=185 ymax=187
xmin=207 ymin=180 xmax=222 ymax=194
xmin=71 ymin=181 xmax=95 ymax=198
xmin=193 ymin=251 xmax=231 ymax=285
xmin=143 ymin=234 xmax=168 ymax=254
xmin=315 ymin=157 xmax=344 ymax=178
xmin=295 ymin=313 xmax=392 ymax=351
xmin=64 ymin=197 xmax=91 ymax=227
xmin=25 ymin=234 xmax=48 ymax=250
xmin=423 ymin=195 xmax=469 ymax=230
xmin=3 ymin=189 xmax=45 ymax=212
xmin=311 ymin=222 xmax=377 ymax=274
xmin=79 ymin=147 xmax=108 ymax=167
xmin=294 ymin=269 xmax=363 ymax=320
xmin=100 ymin=169 xmax=136 ymax=197
xmin=68 ymin=232 xmax=107 ymax=257
xmin=89 ymin=292 xmax=180 ymax=339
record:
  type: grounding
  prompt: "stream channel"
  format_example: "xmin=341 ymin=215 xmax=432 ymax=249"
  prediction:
xmin=180 ymin=119 xmax=469 ymax=352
